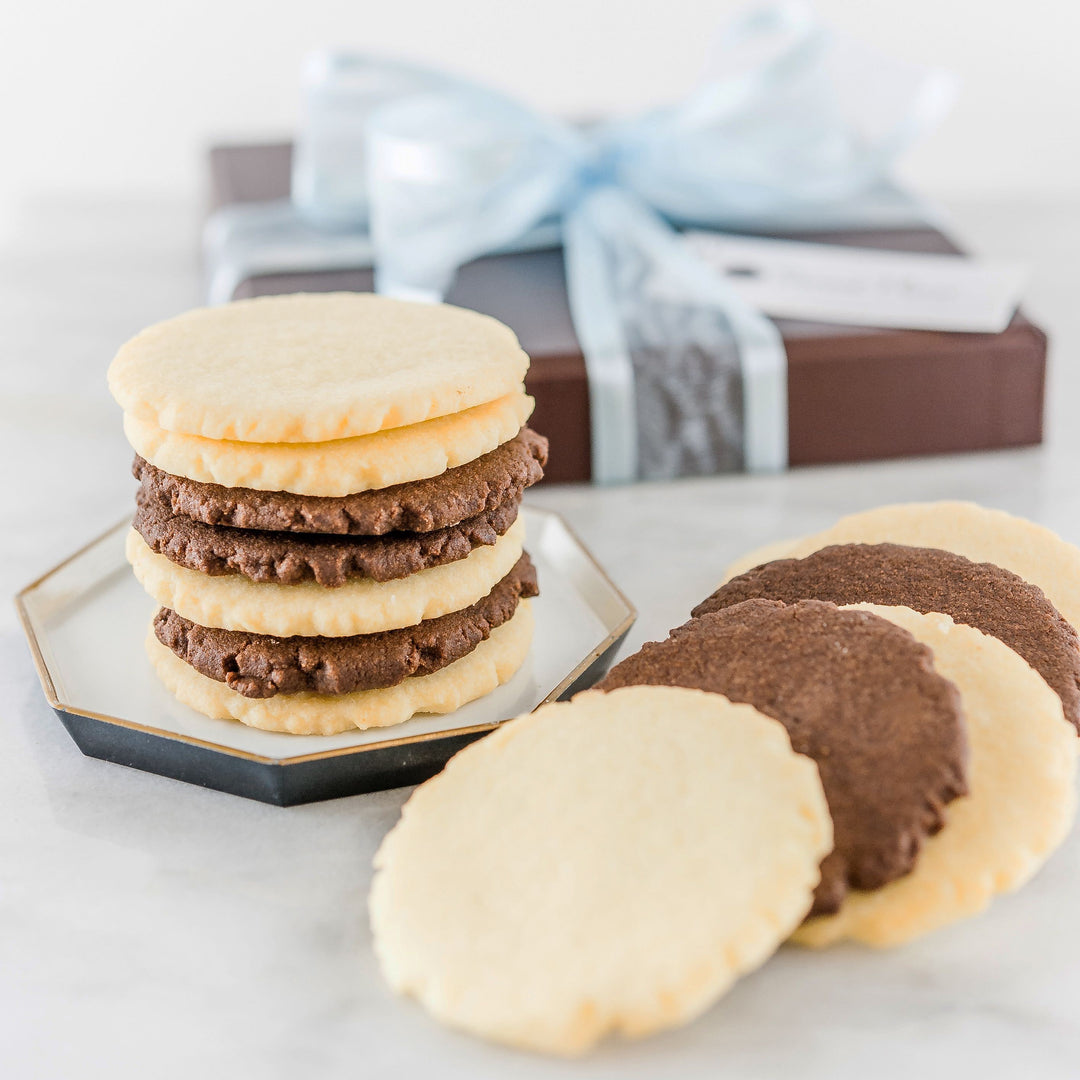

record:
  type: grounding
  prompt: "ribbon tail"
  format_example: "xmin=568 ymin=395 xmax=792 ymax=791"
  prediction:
xmin=568 ymin=185 xmax=787 ymax=480
xmin=730 ymin=292 xmax=788 ymax=474
xmin=563 ymin=200 xmax=640 ymax=485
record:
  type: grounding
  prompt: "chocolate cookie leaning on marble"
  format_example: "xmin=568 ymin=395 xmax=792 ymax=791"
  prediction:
xmin=133 ymin=426 xmax=548 ymax=536
xmin=695 ymin=543 xmax=1080 ymax=734
xmin=597 ymin=599 xmax=969 ymax=917
xmin=133 ymin=488 xmax=520 ymax=587
xmin=154 ymin=554 xmax=538 ymax=698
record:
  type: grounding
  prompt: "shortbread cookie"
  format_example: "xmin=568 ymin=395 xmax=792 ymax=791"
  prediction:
xmin=133 ymin=427 xmax=548 ymax=535
xmin=598 ymin=600 xmax=968 ymax=916
xmin=109 ymin=293 xmax=530 ymax=443
xmin=154 ymin=554 xmax=538 ymax=697
xmin=369 ymin=686 xmax=832 ymax=1055
xmin=146 ymin=601 xmax=534 ymax=734
xmin=126 ymin=517 xmax=526 ymax=636
xmin=124 ymin=392 xmax=534 ymax=497
xmin=795 ymin=605 xmax=1077 ymax=948
xmin=724 ymin=502 xmax=1080 ymax=632
xmin=133 ymin=490 xmax=520 ymax=586
xmin=698 ymin=543 xmax=1080 ymax=732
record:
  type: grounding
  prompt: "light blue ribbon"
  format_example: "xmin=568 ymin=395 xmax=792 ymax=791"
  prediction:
xmin=205 ymin=2 xmax=954 ymax=482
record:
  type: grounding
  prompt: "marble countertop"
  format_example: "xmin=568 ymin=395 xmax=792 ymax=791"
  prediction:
xmin=4 ymin=197 xmax=1080 ymax=1078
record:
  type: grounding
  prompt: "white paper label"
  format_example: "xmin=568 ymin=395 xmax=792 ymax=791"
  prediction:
xmin=680 ymin=231 xmax=1028 ymax=333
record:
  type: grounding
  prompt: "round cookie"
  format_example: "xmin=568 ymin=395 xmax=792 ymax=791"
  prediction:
xmin=597 ymin=599 xmax=969 ymax=917
xmin=146 ymin=601 xmax=535 ymax=735
xmin=723 ymin=502 xmax=1080 ymax=634
xmin=125 ymin=516 xmax=526 ymax=637
xmin=124 ymin=392 xmax=533 ymax=497
xmin=697 ymin=543 xmax=1080 ymax=733
xmin=369 ymin=686 xmax=832 ymax=1055
xmin=795 ymin=605 xmax=1077 ymax=948
xmin=133 ymin=491 xmax=520 ymax=587
xmin=108 ymin=293 xmax=530 ymax=443
xmin=132 ymin=427 xmax=548 ymax=535
xmin=154 ymin=554 xmax=538 ymax=697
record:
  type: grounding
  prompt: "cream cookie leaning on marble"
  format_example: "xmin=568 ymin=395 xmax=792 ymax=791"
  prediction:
xmin=370 ymin=686 xmax=832 ymax=1055
xmin=794 ymin=605 xmax=1078 ymax=949
xmin=109 ymin=292 xmax=547 ymax=733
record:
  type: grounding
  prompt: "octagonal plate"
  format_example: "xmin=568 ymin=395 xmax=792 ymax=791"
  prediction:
xmin=16 ymin=507 xmax=635 ymax=805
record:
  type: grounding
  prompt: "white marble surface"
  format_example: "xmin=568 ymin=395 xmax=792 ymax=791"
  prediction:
xmin=5 ymin=197 xmax=1080 ymax=1078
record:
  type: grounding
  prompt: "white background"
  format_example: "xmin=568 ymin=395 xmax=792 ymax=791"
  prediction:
xmin=1 ymin=0 xmax=1079 ymax=235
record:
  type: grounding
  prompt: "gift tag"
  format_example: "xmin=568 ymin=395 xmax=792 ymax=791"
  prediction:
xmin=681 ymin=231 xmax=1028 ymax=333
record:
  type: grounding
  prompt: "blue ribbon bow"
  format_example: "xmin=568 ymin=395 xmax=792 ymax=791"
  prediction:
xmin=207 ymin=2 xmax=953 ymax=482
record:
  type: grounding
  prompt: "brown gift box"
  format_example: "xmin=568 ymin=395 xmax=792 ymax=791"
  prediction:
xmin=209 ymin=143 xmax=1047 ymax=484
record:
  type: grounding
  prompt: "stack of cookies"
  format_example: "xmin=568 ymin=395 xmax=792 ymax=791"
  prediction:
xmin=368 ymin=501 xmax=1080 ymax=1055
xmin=108 ymin=293 xmax=547 ymax=735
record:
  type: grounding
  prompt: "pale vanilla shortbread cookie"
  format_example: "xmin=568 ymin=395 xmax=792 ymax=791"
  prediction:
xmin=370 ymin=686 xmax=832 ymax=1055
xmin=124 ymin=392 xmax=533 ymax=497
xmin=146 ymin=601 xmax=534 ymax=735
xmin=724 ymin=502 xmax=1080 ymax=632
xmin=794 ymin=605 xmax=1077 ymax=949
xmin=108 ymin=293 xmax=530 ymax=443
xmin=126 ymin=517 xmax=525 ymax=637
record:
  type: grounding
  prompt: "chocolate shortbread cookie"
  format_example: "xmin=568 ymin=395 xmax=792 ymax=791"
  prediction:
xmin=597 ymin=599 xmax=969 ymax=917
xmin=133 ymin=427 xmax=548 ymax=535
xmin=155 ymin=554 xmax=539 ymax=698
xmin=695 ymin=543 xmax=1080 ymax=733
xmin=133 ymin=488 xmax=520 ymax=587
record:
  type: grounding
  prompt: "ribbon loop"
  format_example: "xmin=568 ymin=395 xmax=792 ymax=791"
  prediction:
xmin=366 ymin=90 xmax=581 ymax=298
